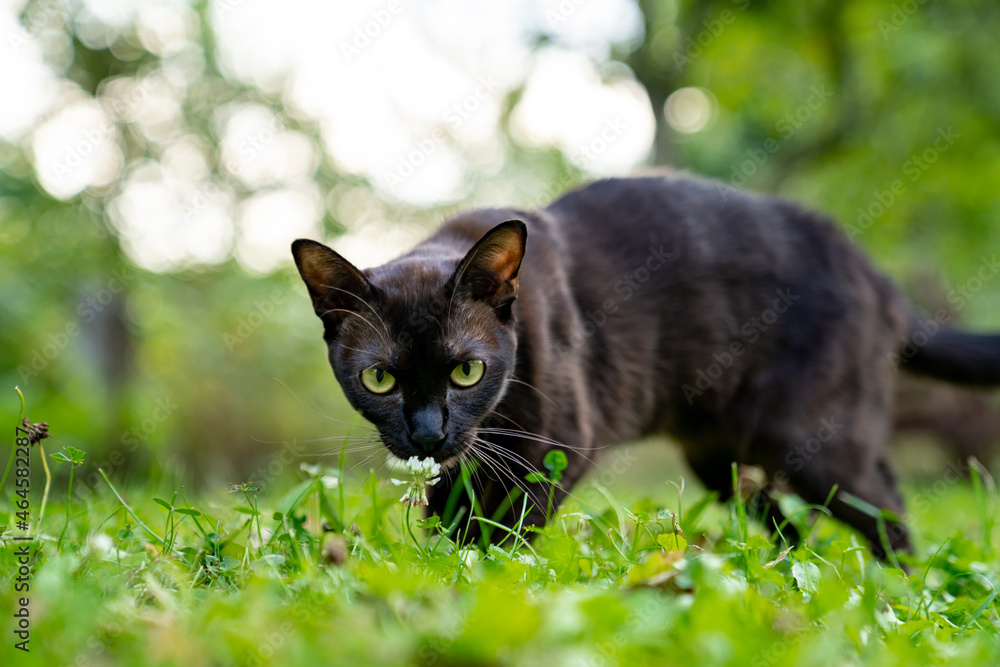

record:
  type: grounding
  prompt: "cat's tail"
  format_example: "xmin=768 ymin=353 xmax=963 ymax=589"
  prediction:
xmin=899 ymin=316 xmax=1000 ymax=385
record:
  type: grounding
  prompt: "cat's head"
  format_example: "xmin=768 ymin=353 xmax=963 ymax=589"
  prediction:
xmin=291 ymin=220 xmax=526 ymax=467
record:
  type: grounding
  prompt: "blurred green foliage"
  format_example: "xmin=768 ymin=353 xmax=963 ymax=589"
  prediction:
xmin=2 ymin=0 xmax=1000 ymax=493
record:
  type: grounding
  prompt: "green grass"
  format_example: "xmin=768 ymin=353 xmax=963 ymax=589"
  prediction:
xmin=2 ymin=428 xmax=1000 ymax=666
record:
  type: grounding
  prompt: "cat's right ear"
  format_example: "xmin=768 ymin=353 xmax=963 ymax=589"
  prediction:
xmin=291 ymin=239 xmax=373 ymax=334
xmin=453 ymin=219 xmax=527 ymax=320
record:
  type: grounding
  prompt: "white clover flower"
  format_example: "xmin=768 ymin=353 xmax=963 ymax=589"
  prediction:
xmin=390 ymin=456 xmax=442 ymax=507
xmin=459 ymin=547 xmax=480 ymax=569
xmin=86 ymin=533 xmax=114 ymax=557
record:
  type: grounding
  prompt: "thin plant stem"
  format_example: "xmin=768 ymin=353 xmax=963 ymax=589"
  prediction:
xmin=546 ymin=482 xmax=555 ymax=521
xmin=98 ymin=469 xmax=166 ymax=547
xmin=403 ymin=504 xmax=424 ymax=557
xmin=369 ymin=470 xmax=380 ymax=539
xmin=37 ymin=442 xmax=52 ymax=529
xmin=338 ymin=442 xmax=347 ymax=529
xmin=58 ymin=465 xmax=75 ymax=551
xmin=244 ymin=488 xmax=263 ymax=553
xmin=0 ymin=387 xmax=28 ymax=496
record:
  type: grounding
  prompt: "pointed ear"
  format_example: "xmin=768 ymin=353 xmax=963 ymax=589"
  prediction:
xmin=291 ymin=239 xmax=373 ymax=335
xmin=453 ymin=220 xmax=527 ymax=319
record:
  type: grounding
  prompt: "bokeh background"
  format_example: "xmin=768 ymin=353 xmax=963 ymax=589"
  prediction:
xmin=3 ymin=0 xmax=1000 ymax=493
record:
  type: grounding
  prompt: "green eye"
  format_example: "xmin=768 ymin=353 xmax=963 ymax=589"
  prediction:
xmin=451 ymin=360 xmax=485 ymax=387
xmin=361 ymin=367 xmax=396 ymax=394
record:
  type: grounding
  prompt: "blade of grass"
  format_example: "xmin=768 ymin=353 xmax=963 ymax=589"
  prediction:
xmin=0 ymin=387 xmax=28 ymax=497
xmin=489 ymin=486 xmax=524 ymax=526
xmin=57 ymin=463 xmax=76 ymax=551
xmin=99 ymin=469 xmax=167 ymax=548
xmin=458 ymin=462 xmax=491 ymax=546
xmin=964 ymin=585 xmax=1000 ymax=630
xmin=799 ymin=484 xmax=840 ymax=545
xmin=338 ymin=442 xmax=347 ymax=529
xmin=970 ymin=457 xmax=995 ymax=550
xmin=441 ymin=472 xmax=467 ymax=527
xmin=470 ymin=515 xmax=541 ymax=561
xmin=37 ymin=441 xmax=52 ymax=529
xmin=914 ymin=537 xmax=952 ymax=620
xmin=731 ymin=463 xmax=748 ymax=545
xmin=369 ymin=469 xmax=381 ymax=539
xmin=243 ymin=487 xmax=264 ymax=553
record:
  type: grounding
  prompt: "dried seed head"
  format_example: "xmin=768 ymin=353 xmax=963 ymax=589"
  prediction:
xmin=322 ymin=535 xmax=348 ymax=566
xmin=22 ymin=418 xmax=50 ymax=446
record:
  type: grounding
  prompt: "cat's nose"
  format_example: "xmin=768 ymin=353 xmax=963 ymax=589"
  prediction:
xmin=409 ymin=406 xmax=446 ymax=452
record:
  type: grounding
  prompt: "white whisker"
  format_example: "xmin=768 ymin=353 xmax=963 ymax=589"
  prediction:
xmin=505 ymin=377 xmax=559 ymax=408
xmin=319 ymin=308 xmax=390 ymax=345
xmin=320 ymin=284 xmax=392 ymax=342
xmin=269 ymin=377 xmax=377 ymax=433
xmin=468 ymin=444 xmax=538 ymax=513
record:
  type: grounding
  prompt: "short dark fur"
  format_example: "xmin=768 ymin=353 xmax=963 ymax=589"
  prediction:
xmin=292 ymin=174 xmax=1000 ymax=557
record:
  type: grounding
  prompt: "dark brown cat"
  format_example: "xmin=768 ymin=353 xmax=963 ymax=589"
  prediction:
xmin=292 ymin=173 xmax=1000 ymax=558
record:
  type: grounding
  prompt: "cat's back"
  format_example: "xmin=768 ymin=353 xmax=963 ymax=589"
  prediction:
xmin=542 ymin=173 xmax=900 ymax=316
xmin=544 ymin=173 xmax=838 ymax=278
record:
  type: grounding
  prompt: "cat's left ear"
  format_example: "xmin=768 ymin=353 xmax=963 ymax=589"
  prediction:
xmin=291 ymin=239 xmax=374 ymax=335
xmin=454 ymin=219 xmax=527 ymax=319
